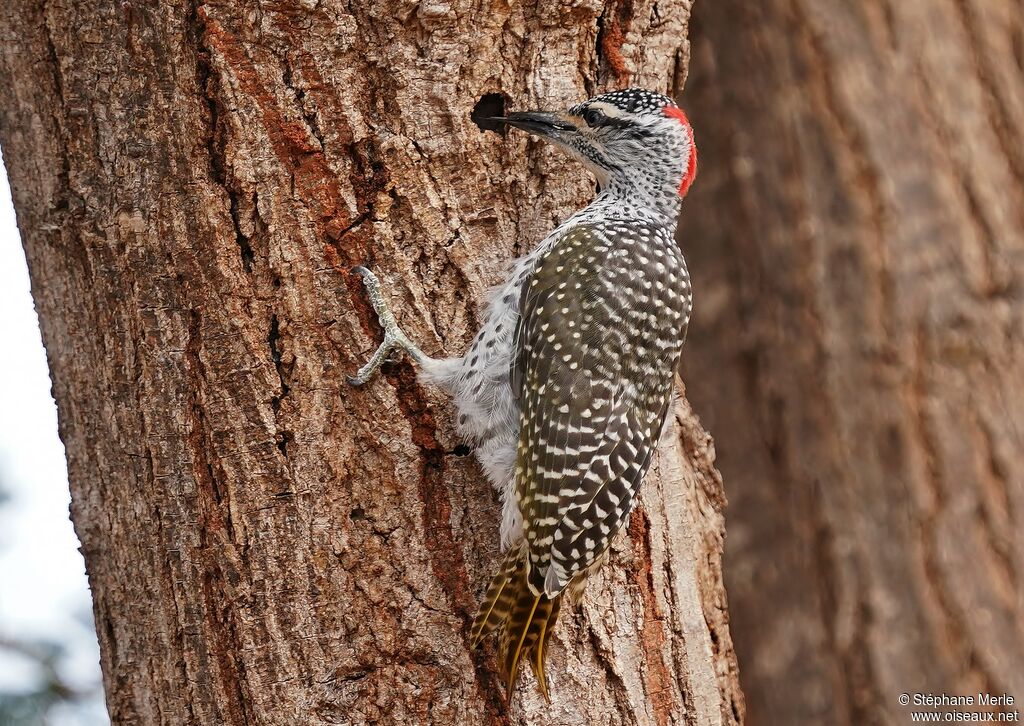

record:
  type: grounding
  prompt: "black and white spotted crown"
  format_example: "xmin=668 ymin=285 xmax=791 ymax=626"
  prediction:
xmin=571 ymin=88 xmax=676 ymax=116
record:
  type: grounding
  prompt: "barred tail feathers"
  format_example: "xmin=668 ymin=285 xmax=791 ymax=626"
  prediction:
xmin=470 ymin=545 xmax=562 ymax=702
xmin=470 ymin=546 xmax=523 ymax=646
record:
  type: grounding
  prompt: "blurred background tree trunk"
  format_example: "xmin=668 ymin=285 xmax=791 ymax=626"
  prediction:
xmin=682 ymin=1 xmax=1023 ymax=724
xmin=0 ymin=0 xmax=743 ymax=723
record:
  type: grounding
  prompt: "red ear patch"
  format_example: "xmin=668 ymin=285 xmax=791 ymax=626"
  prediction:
xmin=663 ymin=105 xmax=698 ymax=197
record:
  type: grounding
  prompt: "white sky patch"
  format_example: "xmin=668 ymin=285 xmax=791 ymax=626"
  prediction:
xmin=0 ymin=158 xmax=106 ymax=723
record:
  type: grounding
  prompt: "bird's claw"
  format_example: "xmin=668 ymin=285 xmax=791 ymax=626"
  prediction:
xmin=347 ymin=266 xmax=426 ymax=387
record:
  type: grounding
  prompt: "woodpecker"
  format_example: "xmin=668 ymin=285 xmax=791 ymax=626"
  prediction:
xmin=348 ymin=87 xmax=697 ymax=701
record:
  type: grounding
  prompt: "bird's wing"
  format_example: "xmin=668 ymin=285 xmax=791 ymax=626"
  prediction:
xmin=511 ymin=221 xmax=687 ymax=595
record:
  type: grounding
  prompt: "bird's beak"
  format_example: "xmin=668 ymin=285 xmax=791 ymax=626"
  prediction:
xmin=483 ymin=111 xmax=578 ymax=140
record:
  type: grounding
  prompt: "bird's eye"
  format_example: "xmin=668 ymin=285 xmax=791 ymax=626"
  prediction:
xmin=583 ymin=108 xmax=605 ymax=127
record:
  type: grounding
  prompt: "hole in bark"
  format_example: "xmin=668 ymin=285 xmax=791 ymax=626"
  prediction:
xmin=472 ymin=93 xmax=507 ymax=133
xmin=350 ymin=506 xmax=366 ymax=520
xmin=450 ymin=444 xmax=471 ymax=457
xmin=276 ymin=431 xmax=291 ymax=457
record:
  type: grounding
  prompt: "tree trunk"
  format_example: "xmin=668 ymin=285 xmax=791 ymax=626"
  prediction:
xmin=0 ymin=1 xmax=743 ymax=723
xmin=682 ymin=2 xmax=1024 ymax=724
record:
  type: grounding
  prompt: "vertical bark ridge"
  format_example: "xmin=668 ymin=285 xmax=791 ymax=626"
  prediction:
xmin=683 ymin=1 xmax=1024 ymax=723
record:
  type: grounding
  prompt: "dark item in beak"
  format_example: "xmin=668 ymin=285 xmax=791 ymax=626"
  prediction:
xmin=481 ymin=112 xmax=576 ymax=139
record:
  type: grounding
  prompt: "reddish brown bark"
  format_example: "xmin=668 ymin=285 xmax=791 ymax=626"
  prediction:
xmin=0 ymin=0 xmax=742 ymax=723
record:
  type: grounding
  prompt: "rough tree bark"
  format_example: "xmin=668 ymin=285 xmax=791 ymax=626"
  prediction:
xmin=682 ymin=2 xmax=1024 ymax=725
xmin=0 ymin=1 xmax=743 ymax=724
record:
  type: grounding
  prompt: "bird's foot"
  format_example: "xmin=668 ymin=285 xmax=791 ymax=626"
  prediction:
xmin=348 ymin=266 xmax=426 ymax=386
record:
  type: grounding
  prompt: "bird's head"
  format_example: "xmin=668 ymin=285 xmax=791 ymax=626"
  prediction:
xmin=491 ymin=88 xmax=697 ymax=208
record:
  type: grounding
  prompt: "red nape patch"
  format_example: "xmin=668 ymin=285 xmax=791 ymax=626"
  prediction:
xmin=663 ymin=105 xmax=698 ymax=197
xmin=662 ymin=105 xmax=689 ymax=125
